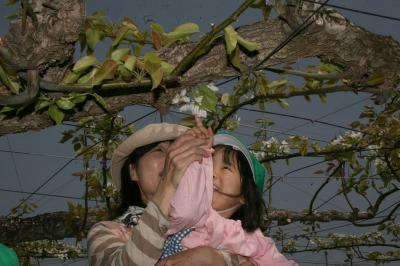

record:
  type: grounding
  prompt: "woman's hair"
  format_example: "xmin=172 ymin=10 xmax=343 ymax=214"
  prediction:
xmin=112 ymin=141 xmax=162 ymax=218
xmin=214 ymin=145 xmax=265 ymax=232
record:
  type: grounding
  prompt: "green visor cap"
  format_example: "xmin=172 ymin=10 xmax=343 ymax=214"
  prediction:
xmin=213 ymin=132 xmax=265 ymax=192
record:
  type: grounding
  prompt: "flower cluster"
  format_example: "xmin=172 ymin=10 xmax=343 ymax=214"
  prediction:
xmin=171 ymin=84 xmax=219 ymax=118
xmin=253 ymin=137 xmax=290 ymax=160
xmin=330 ymin=131 xmax=363 ymax=148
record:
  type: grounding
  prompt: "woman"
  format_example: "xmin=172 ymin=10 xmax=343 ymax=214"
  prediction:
xmin=88 ymin=122 xmax=252 ymax=265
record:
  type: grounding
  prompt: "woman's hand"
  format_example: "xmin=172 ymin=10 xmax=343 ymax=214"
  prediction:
xmin=155 ymin=246 xmax=227 ymax=266
xmin=152 ymin=117 xmax=213 ymax=216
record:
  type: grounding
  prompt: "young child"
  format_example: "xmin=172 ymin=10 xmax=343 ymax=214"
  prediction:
xmin=160 ymin=119 xmax=297 ymax=266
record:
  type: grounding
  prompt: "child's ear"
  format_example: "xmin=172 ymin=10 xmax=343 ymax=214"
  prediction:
xmin=129 ymin=164 xmax=139 ymax=181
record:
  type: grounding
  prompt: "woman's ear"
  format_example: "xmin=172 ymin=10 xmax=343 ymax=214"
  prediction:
xmin=129 ymin=164 xmax=139 ymax=181
xmin=239 ymin=196 xmax=245 ymax=205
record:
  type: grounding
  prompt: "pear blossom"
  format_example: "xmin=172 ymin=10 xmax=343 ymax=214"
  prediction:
xmin=207 ymin=83 xmax=219 ymax=92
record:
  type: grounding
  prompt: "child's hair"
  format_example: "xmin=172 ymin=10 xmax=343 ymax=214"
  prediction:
xmin=214 ymin=145 xmax=265 ymax=232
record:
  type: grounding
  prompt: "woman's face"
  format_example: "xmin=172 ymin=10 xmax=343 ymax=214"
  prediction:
xmin=130 ymin=141 xmax=170 ymax=205
xmin=211 ymin=147 xmax=244 ymax=218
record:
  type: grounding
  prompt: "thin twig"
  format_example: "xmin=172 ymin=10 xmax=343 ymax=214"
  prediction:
xmin=170 ymin=0 xmax=256 ymax=77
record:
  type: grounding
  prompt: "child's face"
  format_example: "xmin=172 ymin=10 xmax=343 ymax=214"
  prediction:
xmin=211 ymin=147 xmax=244 ymax=218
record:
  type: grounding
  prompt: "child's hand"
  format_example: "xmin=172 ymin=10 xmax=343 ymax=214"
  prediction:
xmin=185 ymin=115 xmax=214 ymax=152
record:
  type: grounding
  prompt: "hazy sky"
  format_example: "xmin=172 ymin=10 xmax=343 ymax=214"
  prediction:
xmin=0 ymin=1 xmax=399 ymax=265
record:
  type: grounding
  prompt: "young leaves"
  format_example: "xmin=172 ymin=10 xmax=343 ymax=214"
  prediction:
xmin=72 ymin=56 xmax=98 ymax=73
xmin=224 ymin=25 xmax=259 ymax=54
xmin=48 ymin=105 xmax=64 ymax=124
xmin=197 ymin=84 xmax=218 ymax=112
xmin=0 ymin=64 xmax=20 ymax=94
xmin=91 ymin=60 xmax=119 ymax=86
xmin=144 ymin=52 xmax=163 ymax=89
xmin=224 ymin=25 xmax=238 ymax=55
xmin=165 ymin=22 xmax=199 ymax=39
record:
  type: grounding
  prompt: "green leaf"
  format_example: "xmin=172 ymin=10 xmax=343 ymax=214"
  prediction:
xmin=48 ymin=104 xmax=64 ymax=124
xmin=61 ymin=72 xmax=81 ymax=84
xmin=197 ymin=84 xmax=218 ymax=112
xmin=72 ymin=55 xmax=97 ymax=73
xmin=165 ymin=22 xmax=199 ymax=39
xmin=321 ymin=62 xmax=342 ymax=73
xmin=0 ymin=106 xmax=15 ymax=113
xmin=79 ymin=32 xmax=86 ymax=52
xmin=77 ymin=116 xmax=94 ymax=126
xmin=229 ymin=46 xmax=242 ymax=70
xmin=5 ymin=12 xmax=18 ymax=20
xmin=111 ymin=25 xmax=130 ymax=48
xmin=56 ymin=98 xmax=76 ymax=110
xmin=144 ymin=52 xmax=161 ymax=65
xmin=0 ymin=64 xmax=20 ymax=94
xmin=224 ymin=25 xmax=238 ymax=55
xmin=144 ymin=52 xmax=163 ymax=89
xmin=318 ymin=93 xmax=328 ymax=103
xmin=256 ymin=72 xmax=269 ymax=95
xmin=92 ymin=60 xmax=119 ymax=86
xmin=77 ymin=68 xmax=99 ymax=84
xmin=71 ymin=93 xmax=88 ymax=104
xmin=59 ymin=130 xmax=74 ymax=143
xmin=366 ymin=73 xmax=385 ymax=86
xmin=34 ymin=100 xmax=51 ymax=112
xmin=150 ymin=22 xmax=165 ymax=34
xmin=277 ymin=98 xmax=289 ymax=109
xmin=124 ymin=55 xmax=136 ymax=71
xmin=236 ymin=35 xmax=259 ymax=52
xmin=221 ymin=93 xmax=231 ymax=106
xmin=90 ymin=93 xmax=109 ymax=110
xmin=269 ymin=79 xmax=288 ymax=88
xmin=111 ymin=48 xmax=130 ymax=62
xmin=121 ymin=17 xmax=140 ymax=34
xmin=86 ymin=28 xmax=102 ymax=52
xmin=152 ymin=30 xmax=162 ymax=50
xmin=161 ymin=61 xmax=174 ymax=75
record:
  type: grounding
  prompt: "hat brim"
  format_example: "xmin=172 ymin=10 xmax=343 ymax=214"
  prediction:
xmin=111 ymin=123 xmax=189 ymax=191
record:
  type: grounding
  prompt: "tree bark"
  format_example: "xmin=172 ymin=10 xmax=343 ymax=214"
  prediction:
xmin=0 ymin=3 xmax=399 ymax=135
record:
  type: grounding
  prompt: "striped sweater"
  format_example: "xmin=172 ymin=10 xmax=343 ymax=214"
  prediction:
xmin=87 ymin=201 xmax=239 ymax=265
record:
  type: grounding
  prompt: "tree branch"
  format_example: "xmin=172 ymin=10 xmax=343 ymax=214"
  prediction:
xmin=170 ymin=0 xmax=256 ymax=77
xmin=215 ymin=84 xmax=378 ymax=131
xmin=1 ymin=4 xmax=399 ymax=134
xmin=0 ymin=207 xmax=383 ymax=245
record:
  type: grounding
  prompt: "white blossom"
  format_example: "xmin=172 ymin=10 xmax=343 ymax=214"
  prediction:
xmin=331 ymin=135 xmax=344 ymax=146
xmin=194 ymin=95 xmax=203 ymax=104
xmin=262 ymin=137 xmax=279 ymax=149
xmin=280 ymin=140 xmax=290 ymax=154
xmin=346 ymin=131 xmax=363 ymax=140
xmin=367 ymin=145 xmax=379 ymax=156
xmin=179 ymin=103 xmax=207 ymax=118
xmin=374 ymin=158 xmax=386 ymax=169
xmin=172 ymin=94 xmax=180 ymax=104
xmin=207 ymin=83 xmax=219 ymax=92
xmin=254 ymin=151 xmax=266 ymax=160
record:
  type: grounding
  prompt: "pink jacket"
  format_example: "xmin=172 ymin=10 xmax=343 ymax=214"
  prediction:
xmin=167 ymin=157 xmax=298 ymax=266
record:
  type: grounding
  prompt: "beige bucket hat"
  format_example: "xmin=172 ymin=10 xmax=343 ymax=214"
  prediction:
xmin=111 ymin=123 xmax=189 ymax=191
